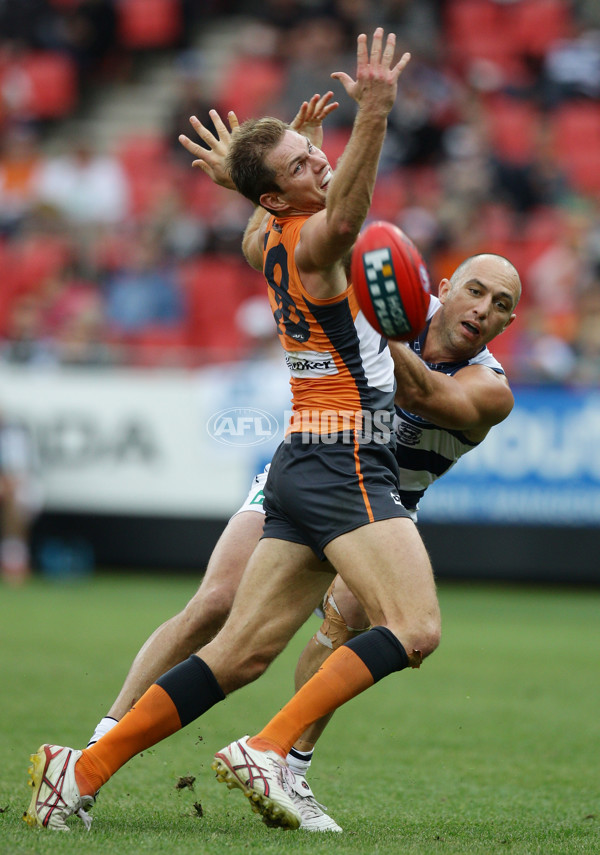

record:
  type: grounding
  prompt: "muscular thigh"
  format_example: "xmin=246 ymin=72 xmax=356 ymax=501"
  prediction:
xmin=324 ymin=516 xmax=439 ymax=634
xmin=201 ymin=537 xmax=335 ymax=680
xmin=196 ymin=510 xmax=265 ymax=598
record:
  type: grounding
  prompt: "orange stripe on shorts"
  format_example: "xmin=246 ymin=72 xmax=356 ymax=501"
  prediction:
xmin=353 ymin=432 xmax=374 ymax=522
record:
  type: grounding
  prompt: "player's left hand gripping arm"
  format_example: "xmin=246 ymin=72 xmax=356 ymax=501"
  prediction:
xmin=389 ymin=340 xmax=514 ymax=437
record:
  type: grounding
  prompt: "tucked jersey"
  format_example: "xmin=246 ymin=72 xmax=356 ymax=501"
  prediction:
xmin=263 ymin=214 xmax=395 ymax=436
xmin=395 ymin=295 xmax=506 ymax=511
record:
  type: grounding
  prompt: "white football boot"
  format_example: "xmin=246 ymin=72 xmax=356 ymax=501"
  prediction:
xmin=212 ymin=736 xmax=301 ymax=829
xmin=290 ymin=775 xmax=342 ymax=832
xmin=23 ymin=744 xmax=94 ymax=831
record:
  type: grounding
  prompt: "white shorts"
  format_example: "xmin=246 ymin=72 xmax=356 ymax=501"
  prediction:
xmin=232 ymin=464 xmax=269 ymax=517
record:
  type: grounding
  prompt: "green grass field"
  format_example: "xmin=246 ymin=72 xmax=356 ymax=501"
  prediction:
xmin=1 ymin=573 xmax=598 ymax=854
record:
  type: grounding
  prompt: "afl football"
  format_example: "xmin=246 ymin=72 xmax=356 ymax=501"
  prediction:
xmin=351 ymin=221 xmax=430 ymax=341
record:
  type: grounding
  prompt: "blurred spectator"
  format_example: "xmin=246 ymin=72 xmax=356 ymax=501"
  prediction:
xmin=38 ymin=264 xmax=115 ymax=365
xmin=104 ymin=236 xmax=185 ymax=334
xmin=278 ymin=16 xmax=357 ymax=127
xmin=542 ymin=29 xmax=600 ymax=105
xmin=37 ymin=137 xmax=130 ymax=226
xmin=365 ymin=0 xmax=441 ymax=59
xmin=60 ymin=0 xmax=119 ymax=85
xmin=572 ymin=289 xmax=600 ymax=383
xmin=526 ymin=206 xmax=594 ymax=334
xmin=384 ymin=56 xmax=459 ymax=170
xmin=167 ymin=52 xmax=218 ymax=165
xmin=0 ymin=41 xmax=35 ymax=130
xmin=1 ymin=294 xmax=57 ymax=365
xmin=0 ymin=414 xmax=43 ymax=586
xmin=0 ymin=0 xmax=56 ymax=48
xmin=0 ymin=125 xmax=43 ymax=234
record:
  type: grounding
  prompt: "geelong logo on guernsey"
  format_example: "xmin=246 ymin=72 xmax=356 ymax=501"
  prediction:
xmin=285 ymin=350 xmax=339 ymax=377
xmin=363 ymin=248 xmax=411 ymax=337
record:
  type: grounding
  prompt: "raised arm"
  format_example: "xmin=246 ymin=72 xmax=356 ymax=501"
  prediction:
xmin=296 ymin=30 xmax=410 ymax=278
xmin=389 ymin=340 xmax=514 ymax=441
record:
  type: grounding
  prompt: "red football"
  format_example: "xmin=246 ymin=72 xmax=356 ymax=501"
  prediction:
xmin=351 ymin=220 xmax=431 ymax=341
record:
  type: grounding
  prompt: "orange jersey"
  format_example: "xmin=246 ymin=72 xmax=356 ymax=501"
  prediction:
xmin=263 ymin=214 xmax=395 ymax=435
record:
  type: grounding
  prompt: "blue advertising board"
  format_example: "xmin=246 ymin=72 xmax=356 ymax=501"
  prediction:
xmin=418 ymin=385 xmax=600 ymax=526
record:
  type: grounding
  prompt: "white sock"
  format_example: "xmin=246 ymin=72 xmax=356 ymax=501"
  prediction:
xmin=286 ymin=747 xmax=314 ymax=778
xmin=87 ymin=715 xmax=119 ymax=747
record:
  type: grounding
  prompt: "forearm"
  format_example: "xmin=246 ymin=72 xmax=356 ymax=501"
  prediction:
xmin=242 ymin=206 xmax=270 ymax=271
xmin=391 ymin=342 xmax=513 ymax=431
xmin=325 ymin=109 xmax=387 ymax=238
xmin=390 ymin=342 xmax=437 ymax=408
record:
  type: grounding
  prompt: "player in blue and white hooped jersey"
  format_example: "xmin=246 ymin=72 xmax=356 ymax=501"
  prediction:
xmin=393 ymin=292 xmax=508 ymax=516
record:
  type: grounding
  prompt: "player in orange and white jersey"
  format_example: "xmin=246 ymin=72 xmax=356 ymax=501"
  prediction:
xmin=24 ymin=30 xmax=518 ymax=835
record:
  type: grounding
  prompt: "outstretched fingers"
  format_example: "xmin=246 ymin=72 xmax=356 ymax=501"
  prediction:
xmin=369 ymin=26 xmax=384 ymax=66
xmin=381 ymin=32 xmax=397 ymax=69
xmin=209 ymin=108 xmax=239 ymax=139
xmin=392 ymin=51 xmax=411 ymax=80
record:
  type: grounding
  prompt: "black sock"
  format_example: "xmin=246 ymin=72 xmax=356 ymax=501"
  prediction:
xmin=343 ymin=625 xmax=409 ymax=682
xmin=156 ymin=655 xmax=225 ymax=727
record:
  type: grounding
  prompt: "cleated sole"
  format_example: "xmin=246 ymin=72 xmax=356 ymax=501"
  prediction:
xmin=211 ymin=756 xmax=300 ymax=830
xmin=23 ymin=747 xmax=46 ymax=828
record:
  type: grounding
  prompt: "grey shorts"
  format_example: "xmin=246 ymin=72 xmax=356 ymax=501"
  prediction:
xmin=262 ymin=432 xmax=412 ymax=559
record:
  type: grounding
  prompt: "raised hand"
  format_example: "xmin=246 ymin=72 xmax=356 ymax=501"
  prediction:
xmin=178 ymin=109 xmax=239 ymax=189
xmin=330 ymin=28 xmax=410 ymax=116
xmin=290 ymin=92 xmax=339 ymax=149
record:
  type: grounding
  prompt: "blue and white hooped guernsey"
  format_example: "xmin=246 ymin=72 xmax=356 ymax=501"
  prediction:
xmin=394 ymin=295 xmax=506 ymax=513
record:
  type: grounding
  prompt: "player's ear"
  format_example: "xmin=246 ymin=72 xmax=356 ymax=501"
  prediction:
xmin=502 ymin=312 xmax=517 ymax=332
xmin=260 ymin=191 xmax=287 ymax=212
xmin=437 ymin=279 xmax=451 ymax=303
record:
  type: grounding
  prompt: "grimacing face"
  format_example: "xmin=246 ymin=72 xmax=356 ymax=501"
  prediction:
xmin=435 ymin=256 xmax=519 ymax=357
xmin=260 ymin=130 xmax=333 ymax=215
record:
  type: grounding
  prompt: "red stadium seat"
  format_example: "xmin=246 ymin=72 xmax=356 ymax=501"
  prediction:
xmin=116 ymin=136 xmax=180 ymax=217
xmin=551 ymin=102 xmax=600 ymax=194
xmin=512 ymin=0 xmax=573 ymax=57
xmin=128 ymin=325 xmax=189 ymax=367
xmin=370 ymin=169 xmax=408 ymax=222
xmin=116 ymin=134 xmax=168 ymax=170
xmin=7 ymin=235 xmax=72 ymax=294
xmin=322 ymin=128 xmax=351 ymax=169
xmin=216 ymin=58 xmax=283 ymax=121
xmin=117 ymin=0 xmax=182 ymax=49
xmin=181 ymin=255 xmax=259 ymax=362
xmin=484 ymin=96 xmax=540 ymax=164
xmin=21 ymin=52 xmax=78 ymax=118
xmin=444 ymin=1 xmax=512 ymax=69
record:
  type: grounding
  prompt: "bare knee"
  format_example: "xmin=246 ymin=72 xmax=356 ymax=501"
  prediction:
xmin=398 ymin=615 xmax=441 ymax=667
xmin=316 ymin=578 xmax=370 ymax=651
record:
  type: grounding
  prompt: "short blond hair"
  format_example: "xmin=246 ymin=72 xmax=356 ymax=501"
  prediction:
xmin=226 ymin=117 xmax=290 ymax=207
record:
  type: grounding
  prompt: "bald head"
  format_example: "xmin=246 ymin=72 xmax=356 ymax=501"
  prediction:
xmin=449 ymin=254 xmax=521 ymax=310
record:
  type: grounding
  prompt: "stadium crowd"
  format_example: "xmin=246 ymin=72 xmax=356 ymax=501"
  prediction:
xmin=1 ymin=0 xmax=600 ymax=383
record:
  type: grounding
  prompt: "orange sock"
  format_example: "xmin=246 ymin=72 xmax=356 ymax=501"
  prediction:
xmin=248 ymin=645 xmax=374 ymax=758
xmin=75 ymin=684 xmax=182 ymax=796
